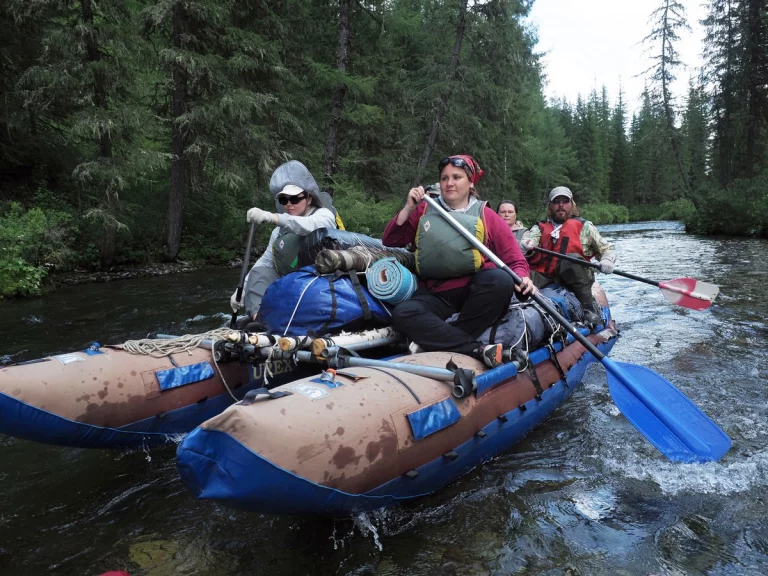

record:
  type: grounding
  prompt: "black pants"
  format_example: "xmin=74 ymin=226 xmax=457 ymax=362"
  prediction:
xmin=530 ymin=256 xmax=597 ymax=312
xmin=392 ymin=268 xmax=514 ymax=355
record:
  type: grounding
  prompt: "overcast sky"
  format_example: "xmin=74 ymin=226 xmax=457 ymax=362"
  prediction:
xmin=528 ymin=0 xmax=706 ymax=114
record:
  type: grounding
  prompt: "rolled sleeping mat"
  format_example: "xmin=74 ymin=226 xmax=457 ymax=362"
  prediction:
xmin=365 ymin=257 xmax=417 ymax=304
xmin=314 ymin=246 xmax=415 ymax=274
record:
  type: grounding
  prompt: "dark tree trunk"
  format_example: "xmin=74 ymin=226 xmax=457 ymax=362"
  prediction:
xmin=166 ymin=2 xmax=187 ymax=262
xmin=82 ymin=0 xmax=116 ymax=269
xmin=743 ymin=0 xmax=765 ymax=178
xmin=411 ymin=0 xmax=468 ymax=187
xmin=718 ymin=0 xmax=736 ymax=187
xmin=323 ymin=0 xmax=351 ymax=194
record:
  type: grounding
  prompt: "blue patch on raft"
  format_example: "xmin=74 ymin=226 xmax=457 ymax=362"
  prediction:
xmin=176 ymin=335 xmax=617 ymax=516
xmin=407 ymin=398 xmax=461 ymax=441
xmin=156 ymin=362 xmax=215 ymax=391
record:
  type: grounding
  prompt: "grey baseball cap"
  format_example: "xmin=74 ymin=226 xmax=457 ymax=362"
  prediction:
xmin=548 ymin=186 xmax=573 ymax=202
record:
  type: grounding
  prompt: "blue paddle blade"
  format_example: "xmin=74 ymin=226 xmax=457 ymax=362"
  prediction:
xmin=603 ymin=358 xmax=731 ymax=463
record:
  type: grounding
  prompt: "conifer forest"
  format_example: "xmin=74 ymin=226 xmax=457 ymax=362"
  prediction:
xmin=1 ymin=0 xmax=766 ymax=297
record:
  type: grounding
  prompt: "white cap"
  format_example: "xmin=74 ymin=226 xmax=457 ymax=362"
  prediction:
xmin=277 ymin=184 xmax=305 ymax=197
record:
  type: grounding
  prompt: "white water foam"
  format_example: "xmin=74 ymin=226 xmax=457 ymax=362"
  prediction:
xmin=354 ymin=512 xmax=383 ymax=551
xmin=601 ymin=447 xmax=768 ymax=496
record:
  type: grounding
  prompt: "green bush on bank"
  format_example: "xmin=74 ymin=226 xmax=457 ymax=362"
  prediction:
xmin=0 ymin=202 xmax=75 ymax=298
xmin=619 ymin=199 xmax=699 ymax=223
xmin=628 ymin=204 xmax=664 ymax=222
xmin=686 ymin=178 xmax=768 ymax=237
xmin=579 ymin=203 xmax=630 ymax=224
xmin=659 ymin=198 xmax=696 ymax=221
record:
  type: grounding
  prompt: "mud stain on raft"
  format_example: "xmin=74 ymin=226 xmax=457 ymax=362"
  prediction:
xmin=365 ymin=419 xmax=398 ymax=463
xmin=75 ymin=394 xmax=146 ymax=427
xmin=330 ymin=445 xmax=361 ymax=469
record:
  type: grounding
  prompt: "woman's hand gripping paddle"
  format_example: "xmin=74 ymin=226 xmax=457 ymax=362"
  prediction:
xmin=424 ymin=195 xmax=731 ymax=463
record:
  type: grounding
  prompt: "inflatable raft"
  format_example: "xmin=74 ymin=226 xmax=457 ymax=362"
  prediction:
xmin=177 ymin=289 xmax=617 ymax=516
xmin=0 ymin=340 xmax=305 ymax=449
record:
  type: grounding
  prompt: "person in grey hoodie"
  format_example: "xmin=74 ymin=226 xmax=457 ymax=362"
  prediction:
xmin=230 ymin=161 xmax=338 ymax=319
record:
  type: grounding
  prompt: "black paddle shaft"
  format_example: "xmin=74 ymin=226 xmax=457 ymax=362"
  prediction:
xmin=230 ymin=221 xmax=257 ymax=329
xmin=531 ymin=246 xmax=660 ymax=288
xmin=422 ymin=195 xmax=606 ymax=360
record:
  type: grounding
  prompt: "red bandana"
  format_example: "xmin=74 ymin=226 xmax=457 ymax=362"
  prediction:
xmin=440 ymin=155 xmax=485 ymax=185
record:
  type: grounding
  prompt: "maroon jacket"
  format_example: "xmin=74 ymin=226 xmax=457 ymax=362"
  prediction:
xmin=382 ymin=201 xmax=529 ymax=293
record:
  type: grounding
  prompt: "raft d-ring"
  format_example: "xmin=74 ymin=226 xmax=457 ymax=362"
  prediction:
xmin=320 ymin=369 xmax=337 ymax=383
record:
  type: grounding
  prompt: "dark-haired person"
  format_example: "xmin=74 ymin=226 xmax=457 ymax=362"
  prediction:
xmin=497 ymin=199 xmax=526 ymax=243
xmin=230 ymin=160 xmax=338 ymax=320
xmin=520 ymin=186 xmax=616 ymax=325
xmin=382 ymin=154 xmax=534 ymax=367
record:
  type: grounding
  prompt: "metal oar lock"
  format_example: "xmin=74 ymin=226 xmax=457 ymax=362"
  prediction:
xmin=320 ymin=346 xmax=496 ymax=399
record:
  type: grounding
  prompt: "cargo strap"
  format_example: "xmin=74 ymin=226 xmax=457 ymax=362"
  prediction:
xmin=239 ymin=387 xmax=293 ymax=406
xmin=527 ymin=365 xmax=544 ymax=399
xmin=546 ymin=343 xmax=567 ymax=386
xmin=315 ymin=272 xmax=371 ymax=337
xmin=347 ymin=271 xmax=372 ymax=321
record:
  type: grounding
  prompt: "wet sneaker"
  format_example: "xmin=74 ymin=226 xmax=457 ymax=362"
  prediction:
xmin=479 ymin=344 xmax=506 ymax=368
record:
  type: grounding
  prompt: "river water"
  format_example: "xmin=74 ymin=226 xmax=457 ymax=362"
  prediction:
xmin=0 ymin=221 xmax=766 ymax=575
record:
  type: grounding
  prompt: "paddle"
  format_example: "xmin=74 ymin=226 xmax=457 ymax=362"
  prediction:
xmin=230 ymin=221 xmax=257 ymax=329
xmin=423 ymin=194 xmax=731 ymax=463
xmin=531 ymin=246 xmax=719 ymax=311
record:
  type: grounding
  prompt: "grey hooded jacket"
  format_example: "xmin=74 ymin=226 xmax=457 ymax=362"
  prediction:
xmin=243 ymin=161 xmax=338 ymax=316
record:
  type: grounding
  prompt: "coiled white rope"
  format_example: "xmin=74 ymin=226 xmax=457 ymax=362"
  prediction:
xmin=117 ymin=328 xmax=234 ymax=358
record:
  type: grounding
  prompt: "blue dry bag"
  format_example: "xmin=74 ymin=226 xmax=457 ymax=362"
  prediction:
xmin=257 ymin=266 xmax=391 ymax=336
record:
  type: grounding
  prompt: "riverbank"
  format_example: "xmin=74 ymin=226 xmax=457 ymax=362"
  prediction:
xmin=50 ymin=260 xmax=242 ymax=288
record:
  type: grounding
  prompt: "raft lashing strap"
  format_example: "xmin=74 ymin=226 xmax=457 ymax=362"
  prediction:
xmin=313 ymin=272 xmax=372 ymax=337
xmin=365 ymin=257 xmax=418 ymax=304
xmin=347 ymin=271 xmax=372 ymax=321
xmin=546 ymin=343 xmax=567 ymax=386
xmin=527 ymin=365 xmax=544 ymax=399
xmin=239 ymin=387 xmax=293 ymax=406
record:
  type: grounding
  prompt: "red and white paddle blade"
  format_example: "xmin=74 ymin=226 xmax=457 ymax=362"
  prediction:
xmin=659 ymin=277 xmax=719 ymax=311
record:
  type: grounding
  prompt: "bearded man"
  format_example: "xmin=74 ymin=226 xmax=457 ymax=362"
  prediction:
xmin=520 ymin=186 xmax=616 ymax=325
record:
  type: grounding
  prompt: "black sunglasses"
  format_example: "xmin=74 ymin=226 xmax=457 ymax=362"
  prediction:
xmin=438 ymin=157 xmax=473 ymax=175
xmin=278 ymin=193 xmax=308 ymax=206
xmin=550 ymin=197 xmax=572 ymax=206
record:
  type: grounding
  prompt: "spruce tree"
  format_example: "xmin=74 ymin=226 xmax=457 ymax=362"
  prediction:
xmin=643 ymin=0 xmax=692 ymax=195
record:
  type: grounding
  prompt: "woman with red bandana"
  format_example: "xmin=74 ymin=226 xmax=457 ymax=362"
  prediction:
xmin=382 ymin=155 xmax=534 ymax=367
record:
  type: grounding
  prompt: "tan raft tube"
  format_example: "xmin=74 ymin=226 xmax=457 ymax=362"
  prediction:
xmin=200 ymin=288 xmax=616 ymax=496
xmin=0 ymin=346 xmax=261 ymax=428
